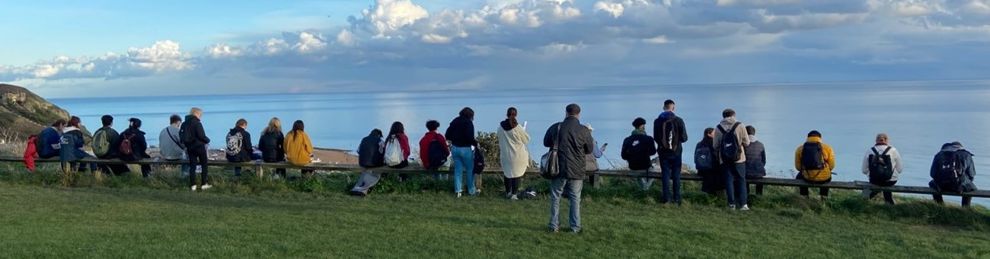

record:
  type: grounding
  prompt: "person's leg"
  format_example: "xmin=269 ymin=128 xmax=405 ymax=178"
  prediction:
xmin=671 ymin=157 xmax=682 ymax=204
xmin=660 ymin=162 xmax=672 ymax=202
xmin=276 ymin=168 xmax=286 ymax=178
xmin=868 ymin=190 xmax=880 ymax=199
xmin=548 ymin=177 xmax=566 ymax=231
xmin=452 ymin=147 xmax=466 ymax=195
xmin=503 ymin=176 xmax=511 ymax=196
xmin=932 ymin=193 xmax=944 ymax=204
xmin=197 ymin=149 xmax=210 ymax=186
xmin=883 ymin=191 xmax=894 ymax=205
xmin=724 ymin=166 xmax=736 ymax=207
xmin=188 ymin=152 xmax=198 ymax=187
xmin=141 ymin=164 xmax=151 ymax=178
xmin=464 ymin=149 xmax=476 ymax=195
xmin=234 ymin=167 xmax=242 ymax=177
xmin=755 ymin=183 xmax=764 ymax=195
xmin=796 ymin=174 xmax=810 ymax=197
xmin=566 ymin=179 xmax=583 ymax=233
xmin=512 ymin=177 xmax=521 ymax=195
xmin=962 ymin=196 xmax=972 ymax=207
xmin=735 ymin=163 xmax=748 ymax=207
xmin=820 ymin=187 xmax=830 ymax=198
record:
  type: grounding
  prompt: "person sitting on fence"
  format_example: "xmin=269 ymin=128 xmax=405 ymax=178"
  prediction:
xmin=744 ymin=125 xmax=766 ymax=196
xmin=929 ymin=141 xmax=977 ymax=207
xmin=60 ymin=116 xmax=97 ymax=173
xmin=284 ymin=120 xmax=315 ymax=177
xmin=419 ymin=120 xmax=449 ymax=181
xmin=225 ymin=118 xmax=254 ymax=177
xmin=95 ymin=115 xmax=131 ymax=175
xmin=351 ymin=129 xmax=385 ymax=197
xmin=119 ymin=118 xmax=152 ymax=178
xmin=861 ymin=133 xmax=903 ymax=205
xmin=159 ymin=115 xmax=187 ymax=176
xmin=37 ymin=119 xmax=66 ymax=159
xmin=621 ymin=117 xmax=657 ymax=191
xmin=695 ymin=128 xmax=724 ymax=195
xmin=384 ymin=121 xmax=411 ymax=181
xmin=794 ymin=130 xmax=835 ymax=200
xmin=498 ymin=107 xmax=530 ymax=200
xmin=259 ymin=117 xmax=286 ymax=178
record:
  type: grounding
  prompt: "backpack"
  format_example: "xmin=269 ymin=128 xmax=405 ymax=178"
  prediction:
xmin=540 ymin=123 xmax=562 ymax=179
xmin=800 ymin=142 xmax=826 ymax=170
xmin=384 ymin=135 xmax=404 ymax=166
xmin=694 ymin=143 xmax=716 ymax=172
xmin=868 ymin=146 xmax=894 ymax=184
xmin=225 ymin=131 xmax=244 ymax=158
xmin=426 ymin=135 xmax=449 ymax=170
xmin=119 ymin=133 xmax=135 ymax=158
xmin=717 ymin=122 xmax=742 ymax=164
xmin=92 ymin=127 xmax=115 ymax=157
xmin=473 ymin=147 xmax=486 ymax=174
xmin=180 ymin=121 xmax=195 ymax=146
xmin=659 ymin=117 xmax=680 ymax=151
xmin=933 ymin=151 xmax=964 ymax=190
xmin=24 ymin=135 xmax=38 ymax=172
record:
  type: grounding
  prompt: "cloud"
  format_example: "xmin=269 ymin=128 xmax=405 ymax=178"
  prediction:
xmin=351 ymin=0 xmax=429 ymax=37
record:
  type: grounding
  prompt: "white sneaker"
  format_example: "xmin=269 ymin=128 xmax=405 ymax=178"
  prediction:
xmin=191 ymin=185 xmax=198 ymax=191
xmin=510 ymin=195 xmax=519 ymax=200
xmin=456 ymin=193 xmax=462 ymax=198
xmin=741 ymin=205 xmax=751 ymax=211
xmin=201 ymin=184 xmax=212 ymax=190
xmin=729 ymin=204 xmax=737 ymax=210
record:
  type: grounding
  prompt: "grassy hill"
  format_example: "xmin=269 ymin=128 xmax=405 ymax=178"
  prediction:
xmin=0 ymin=84 xmax=88 ymax=142
xmin=0 ymin=164 xmax=987 ymax=258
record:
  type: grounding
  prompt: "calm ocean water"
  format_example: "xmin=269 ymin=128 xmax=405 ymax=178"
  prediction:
xmin=51 ymin=81 xmax=990 ymax=197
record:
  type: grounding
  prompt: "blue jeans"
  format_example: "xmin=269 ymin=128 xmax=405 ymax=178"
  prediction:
xmin=725 ymin=163 xmax=748 ymax=207
xmin=451 ymin=146 xmax=476 ymax=195
xmin=660 ymin=155 xmax=682 ymax=204
xmin=549 ymin=177 xmax=583 ymax=232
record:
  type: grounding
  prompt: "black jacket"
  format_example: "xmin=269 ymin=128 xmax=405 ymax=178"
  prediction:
xmin=622 ymin=132 xmax=657 ymax=171
xmin=445 ymin=116 xmax=477 ymax=148
xmin=744 ymin=140 xmax=766 ymax=178
xmin=258 ymin=131 xmax=285 ymax=162
xmin=225 ymin=127 xmax=253 ymax=162
xmin=543 ymin=116 xmax=594 ymax=180
xmin=358 ymin=134 xmax=384 ymax=168
xmin=95 ymin=126 xmax=121 ymax=159
xmin=653 ymin=112 xmax=688 ymax=157
xmin=120 ymin=128 xmax=150 ymax=161
xmin=180 ymin=115 xmax=210 ymax=150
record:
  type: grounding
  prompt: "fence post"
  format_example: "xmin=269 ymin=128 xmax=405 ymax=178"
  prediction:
xmin=255 ymin=162 xmax=264 ymax=179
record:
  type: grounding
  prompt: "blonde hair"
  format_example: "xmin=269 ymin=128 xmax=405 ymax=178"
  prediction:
xmin=263 ymin=117 xmax=282 ymax=134
xmin=189 ymin=107 xmax=203 ymax=116
xmin=875 ymin=133 xmax=889 ymax=145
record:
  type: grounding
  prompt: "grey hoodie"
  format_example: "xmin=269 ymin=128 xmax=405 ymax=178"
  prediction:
xmin=713 ymin=117 xmax=750 ymax=164
xmin=931 ymin=142 xmax=977 ymax=192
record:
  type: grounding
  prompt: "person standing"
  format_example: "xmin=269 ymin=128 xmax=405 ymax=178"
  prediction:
xmin=861 ymin=133 xmax=903 ymax=205
xmin=622 ymin=117 xmax=657 ymax=191
xmin=225 ymin=119 xmax=254 ymax=177
xmin=744 ymin=125 xmax=766 ymax=195
xmin=653 ymin=100 xmax=688 ymax=204
xmin=445 ymin=107 xmax=478 ymax=197
xmin=544 ymin=103 xmax=594 ymax=234
xmin=419 ymin=120 xmax=450 ymax=180
xmin=498 ymin=107 xmax=530 ymax=200
xmin=259 ymin=117 xmax=286 ymax=178
xmin=119 ymin=118 xmax=152 ymax=177
xmin=285 ymin=120 xmax=315 ymax=177
xmin=929 ymin=141 xmax=977 ymax=207
xmin=159 ymin=115 xmax=187 ymax=175
xmin=794 ymin=130 xmax=836 ymax=200
xmin=714 ymin=109 xmax=750 ymax=210
xmin=181 ymin=107 xmax=211 ymax=191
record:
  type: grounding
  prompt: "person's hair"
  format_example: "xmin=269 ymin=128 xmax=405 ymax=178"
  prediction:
xmin=68 ymin=116 xmax=81 ymax=128
xmin=426 ymin=120 xmax=440 ymax=131
xmin=291 ymin=120 xmax=305 ymax=133
xmin=128 ymin=118 xmax=141 ymax=129
xmin=663 ymin=99 xmax=675 ymax=110
xmin=808 ymin=130 xmax=822 ymax=137
xmin=388 ymin=121 xmax=405 ymax=136
xmin=875 ymin=133 xmax=888 ymax=145
xmin=264 ymin=117 xmax=282 ymax=134
xmin=51 ymin=119 xmax=67 ymax=127
xmin=722 ymin=109 xmax=735 ymax=118
xmin=746 ymin=125 xmax=756 ymax=135
xmin=703 ymin=127 xmax=715 ymax=137
xmin=101 ymin=115 xmax=113 ymax=127
xmin=506 ymin=107 xmax=518 ymax=118
xmin=189 ymin=107 xmax=203 ymax=116
xmin=370 ymin=128 xmax=383 ymax=138
xmin=632 ymin=117 xmax=646 ymax=128
xmin=235 ymin=118 xmax=247 ymax=128
xmin=566 ymin=103 xmax=581 ymax=116
xmin=459 ymin=107 xmax=475 ymax=120
xmin=169 ymin=114 xmax=182 ymax=124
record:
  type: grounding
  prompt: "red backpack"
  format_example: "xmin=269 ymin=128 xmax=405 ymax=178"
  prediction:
xmin=119 ymin=134 xmax=135 ymax=158
xmin=23 ymin=135 xmax=38 ymax=172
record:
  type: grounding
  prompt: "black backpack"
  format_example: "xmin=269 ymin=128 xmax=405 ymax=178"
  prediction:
xmin=179 ymin=121 xmax=195 ymax=146
xmin=427 ymin=135 xmax=449 ymax=170
xmin=868 ymin=146 xmax=894 ymax=184
xmin=694 ymin=143 xmax=716 ymax=171
xmin=659 ymin=117 xmax=680 ymax=151
xmin=717 ymin=122 xmax=742 ymax=164
xmin=473 ymin=147 xmax=486 ymax=174
xmin=933 ymin=151 xmax=964 ymax=190
xmin=801 ymin=142 xmax=826 ymax=170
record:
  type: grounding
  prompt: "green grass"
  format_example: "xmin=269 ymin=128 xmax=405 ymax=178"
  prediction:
xmin=0 ymin=163 xmax=989 ymax=258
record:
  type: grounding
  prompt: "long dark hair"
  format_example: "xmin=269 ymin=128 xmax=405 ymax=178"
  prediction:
xmin=459 ymin=107 xmax=474 ymax=120
xmin=68 ymin=116 xmax=81 ymax=128
xmin=387 ymin=121 xmax=404 ymax=142
xmin=289 ymin=120 xmax=305 ymax=140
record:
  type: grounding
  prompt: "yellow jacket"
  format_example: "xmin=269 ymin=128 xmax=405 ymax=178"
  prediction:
xmin=794 ymin=136 xmax=835 ymax=182
xmin=285 ymin=130 xmax=313 ymax=166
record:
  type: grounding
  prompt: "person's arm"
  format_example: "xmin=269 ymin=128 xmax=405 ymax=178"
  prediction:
xmin=468 ymin=123 xmax=478 ymax=146
xmin=739 ymin=124 xmax=750 ymax=147
xmin=930 ymin=154 xmax=939 ymax=179
xmin=760 ymin=147 xmax=766 ymax=167
xmin=652 ymin=119 xmax=662 ymax=147
xmin=258 ymin=133 xmax=268 ymax=152
xmin=794 ymin=146 xmax=803 ymax=172
xmin=620 ymin=138 xmax=631 ymax=161
xmin=304 ymin=134 xmax=313 ymax=155
xmin=543 ymin=124 xmax=556 ymax=148
xmin=892 ymin=148 xmax=904 ymax=175
xmin=678 ymin=118 xmax=688 ymax=144
xmin=138 ymin=134 xmax=150 ymax=158
xmin=966 ymin=155 xmax=977 ymax=181
xmin=399 ymin=134 xmax=411 ymax=158
xmin=244 ymin=132 xmax=253 ymax=153
xmin=519 ymin=128 xmax=530 ymax=145
xmin=196 ymin=123 xmax=210 ymax=144
xmin=826 ymin=144 xmax=836 ymax=171
xmin=646 ymin=137 xmax=657 ymax=157
xmin=862 ymin=150 xmax=871 ymax=176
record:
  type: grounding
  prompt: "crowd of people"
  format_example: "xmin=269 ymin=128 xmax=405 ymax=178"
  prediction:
xmin=20 ymin=101 xmax=982 ymax=234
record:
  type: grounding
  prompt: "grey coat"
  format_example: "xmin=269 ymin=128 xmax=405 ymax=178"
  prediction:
xmin=544 ymin=116 xmax=594 ymax=180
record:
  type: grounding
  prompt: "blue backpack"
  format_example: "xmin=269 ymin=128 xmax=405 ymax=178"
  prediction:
xmin=37 ymin=127 xmax=61 ymax=158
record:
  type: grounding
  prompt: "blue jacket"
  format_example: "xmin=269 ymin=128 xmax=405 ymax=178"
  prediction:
xmin=59 ymin=127 xmax=90 ymax=162
xmin=37 ymin=127 xmax=62 ymax=159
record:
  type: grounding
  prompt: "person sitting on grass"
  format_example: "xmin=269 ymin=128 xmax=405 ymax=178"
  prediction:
xmin=929 ymin=141 xmax=977 ymax=207
xmin=861 ymin=133 xmax=903 ymax=205
xmin=351 ymin=129 xmax=385 ymax=197
xmin=794 ymin=130 xmax=835 ymax=201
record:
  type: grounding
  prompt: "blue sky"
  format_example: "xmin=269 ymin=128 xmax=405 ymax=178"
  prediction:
xmin=2 ymin=0 xmax=990 ymax=97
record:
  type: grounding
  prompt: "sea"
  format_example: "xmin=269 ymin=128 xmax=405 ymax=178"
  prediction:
xmin=50 ymin=81 xmax=990 ymax=203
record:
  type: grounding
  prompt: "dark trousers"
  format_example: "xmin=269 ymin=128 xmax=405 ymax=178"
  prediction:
xmin=796 ymin=173 xmax=830 ymax=197
xmin=746 ymin=177 xmax=764 ymax=195
xmin=867 ymin=181 xmax=896 ymax=205
xmin=724 ymin=163 xmax=748 ymax=207
xmin=136 ymin=164 xmax=151 ymax=178
xmin=933 ymin=194 xmax=973 ymax=207
xmin=659 ymin=155 xmax=682 ymax=204
xmin=187 ymin=147 xmax=209 ymax=186
xmin=390 ymin=160 xmax=410 ymax=181
xmin=700 ymin=168 xmax=725 ymax=195
xmin=504 ymin=176 xmax=522 ymax=195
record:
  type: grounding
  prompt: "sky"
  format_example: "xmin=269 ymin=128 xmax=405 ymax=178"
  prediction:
xmin=2 ymin=0 xmax=990 ymax=98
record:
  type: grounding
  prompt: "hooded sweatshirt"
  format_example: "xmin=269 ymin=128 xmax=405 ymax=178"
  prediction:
xmin=418 ymin=131 xmax=449 ymax=169
xmin=225 ymin=127 xmax=253 ymax=162
xmin=180 ymin=115 xmax=210 ymax=150
xmin=930 ymin=142 xmax=978 ymax=192
xmin=622 ymin=129 xmax=657 ymax=170
xmin=861 ymin=144 xmax=903 ymax=181
xmin=653 ymin=111 xmax=688 ymax=157
xmin=498 ymin=119 xmax=531 ymax=178
xmin=445 ymin=116 xmax=477 ymax=148
xmin=744 ymin=135 xmax=766 ymax=178
xmin=120 ymin=126 xmax=151 ymax=161
xmin=59 ymin=126 xmax=88 ymax=161
xmin=713 ymin=117 xmax=750 ymax=164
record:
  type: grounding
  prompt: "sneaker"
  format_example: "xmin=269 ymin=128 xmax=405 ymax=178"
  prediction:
xmin=548 ymin=227 xmax=560 ymax=233
xmin=741 ymin=205 xmax=751 ymax=211
xmin=191 ymin=185 xmax=198 ymax=191
xmin=729 ymin=204 xmax=737 ymax=210
xmin=510 ymin=194 xmax=519 ymax=200
xmin=201 ymin=184 xmax=213 ymax=190
xmin=456 ymin=193 xmax=462 ymax=198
